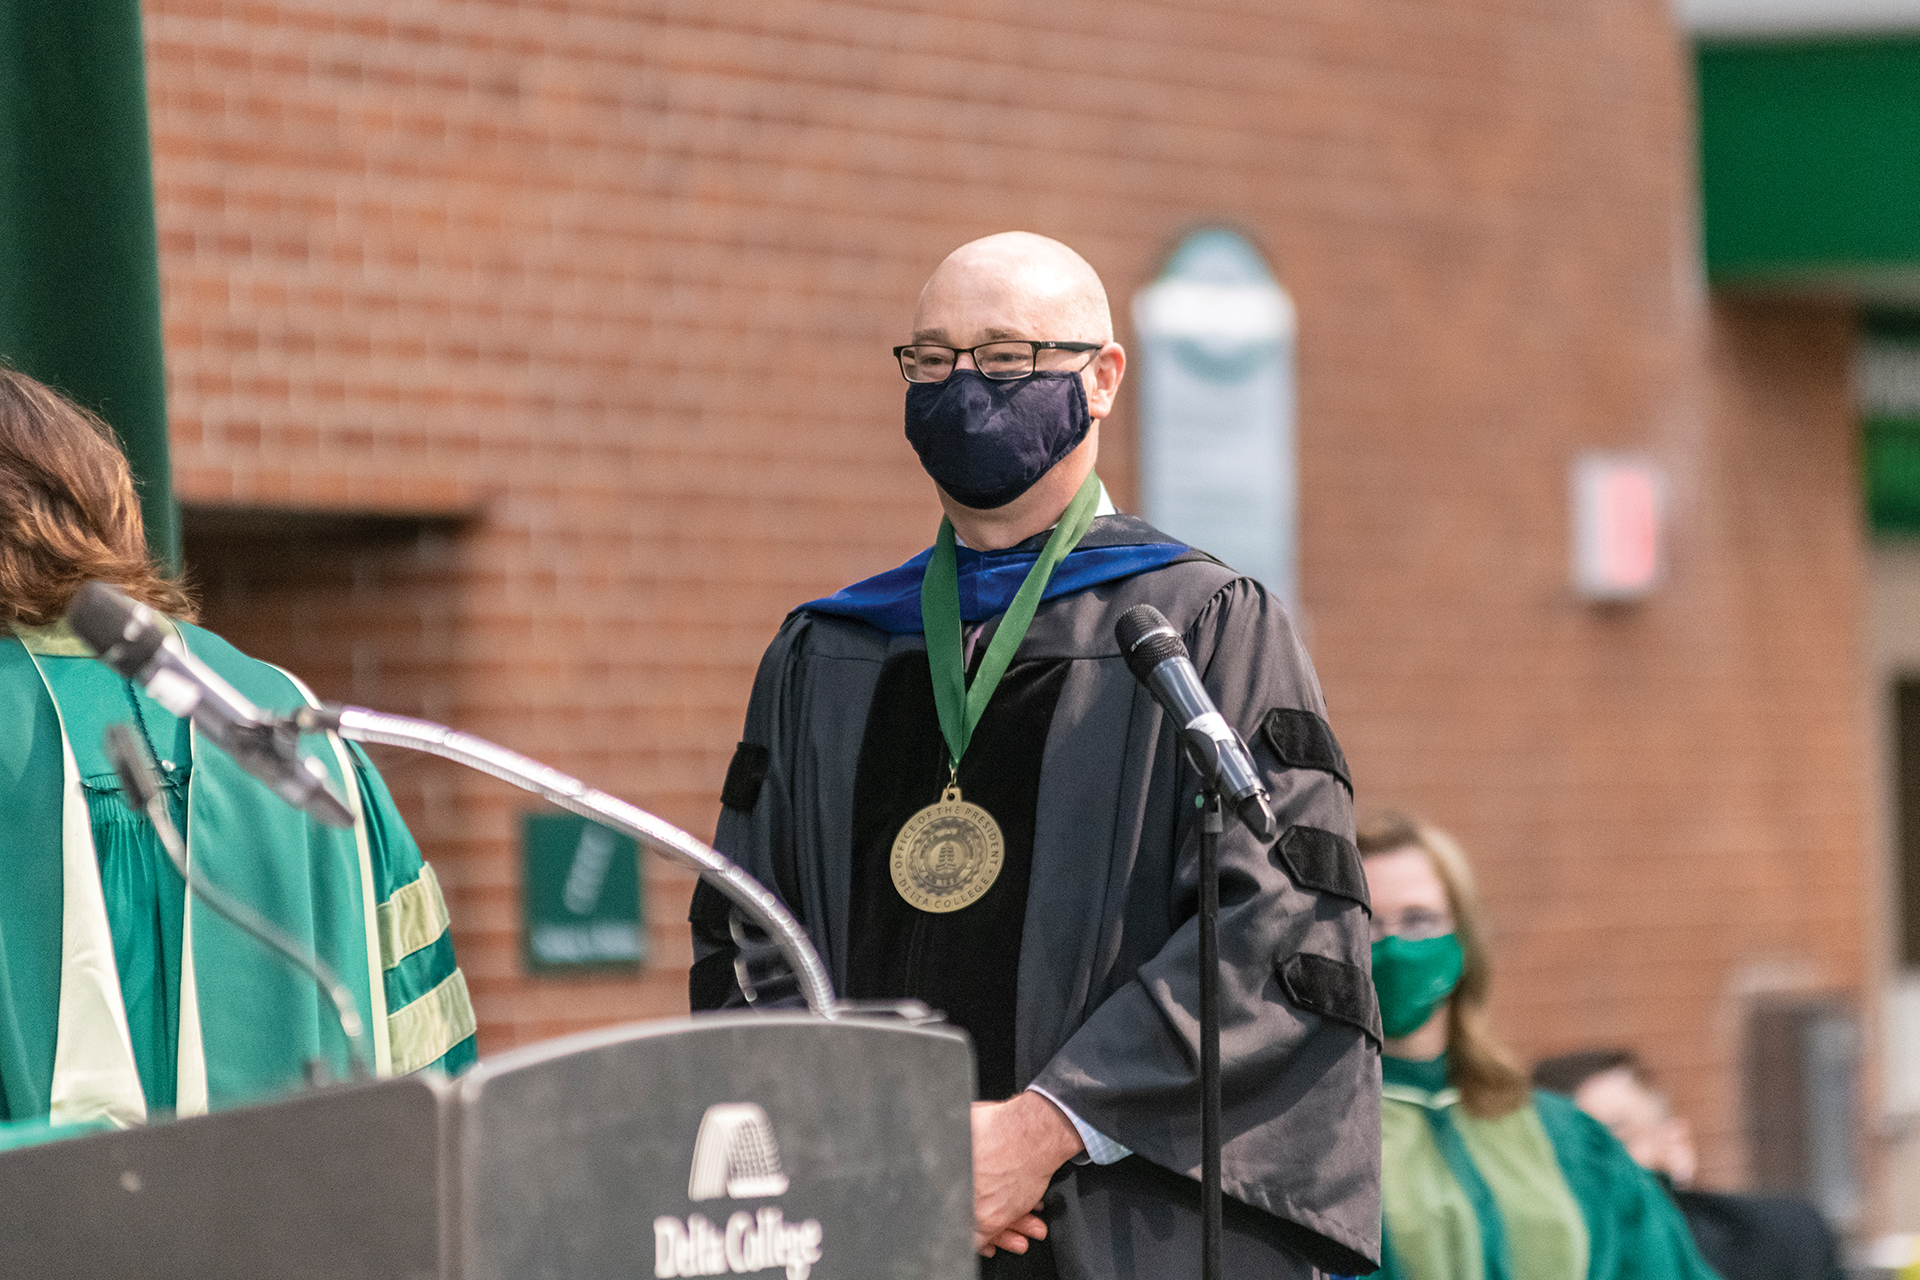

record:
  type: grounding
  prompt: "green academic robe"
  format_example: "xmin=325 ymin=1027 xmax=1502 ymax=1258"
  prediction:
xmin=0 ymin=618 xmax=476 ymax=1146
xmin=1375 ymin=1055 xmax=1721 ymax=1280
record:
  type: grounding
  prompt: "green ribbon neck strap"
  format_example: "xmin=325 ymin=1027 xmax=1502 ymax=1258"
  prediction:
xmin=921 ymin=471 xmax=1102 ymax=774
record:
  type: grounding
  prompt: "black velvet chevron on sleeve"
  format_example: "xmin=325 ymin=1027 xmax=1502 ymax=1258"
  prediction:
xmin=1260 ymin=708 xmax=1352 ymax=796
xmin=687 ymin=879 xmax=804 ymax=1011
xmin=688 ymin=879 xmax=740 ymax=1010
xmin=1277 ymin=952 xmax=1382 ymax=1047
xmin=720 ymin=741 xmax=771 ymax=812
xmin=1272 ymin=826 xmax=1370 ymax=910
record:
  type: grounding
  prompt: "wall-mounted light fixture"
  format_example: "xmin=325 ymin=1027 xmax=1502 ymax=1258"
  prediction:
xmin=1571 ymin=452 xmax=1665 ymax=602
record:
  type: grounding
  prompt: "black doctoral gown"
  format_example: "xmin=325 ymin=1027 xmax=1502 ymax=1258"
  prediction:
xmin=690 ymin=516 xmax=1383 ymax=1279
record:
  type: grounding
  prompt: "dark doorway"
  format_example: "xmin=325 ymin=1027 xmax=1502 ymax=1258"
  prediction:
xmin=180 ymin=504 xmax=473 ymax=842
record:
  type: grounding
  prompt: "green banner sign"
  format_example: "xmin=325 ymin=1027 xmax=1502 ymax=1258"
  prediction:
xmin=522 ymin=813 xmax=644 ymax=971
xmin=0 ymin=0 xmax=177 ymax=567
xmin=1698 ymin=34 xmax=1920 ymax=293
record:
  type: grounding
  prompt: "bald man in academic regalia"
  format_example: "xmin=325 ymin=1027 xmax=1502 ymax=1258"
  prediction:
xmin=0 ymin=368 xmax=475 ymax=1147
xmin=690 ymin=233 xmax=1380 ymax=1278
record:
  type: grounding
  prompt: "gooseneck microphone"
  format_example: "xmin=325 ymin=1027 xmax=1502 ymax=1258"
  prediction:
xmin=66 ymin=582 xmax=354 ymax=828
xmin=1115 ymin=604 xmax=1276 ymax=839
xmin=105 ymin=723 xmax=369 ymax=1078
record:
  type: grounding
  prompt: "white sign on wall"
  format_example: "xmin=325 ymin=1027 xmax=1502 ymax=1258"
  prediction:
xmin=1133 ymin=229 xmax=1299 ymax=616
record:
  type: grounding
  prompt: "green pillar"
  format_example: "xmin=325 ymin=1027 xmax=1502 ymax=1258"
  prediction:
xmin=0 ymin=0 xmax=177 ymax=568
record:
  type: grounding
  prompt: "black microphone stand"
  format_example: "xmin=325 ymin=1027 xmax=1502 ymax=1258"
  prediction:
xmin=1197 ymin=785 xmax=1225 ymax=1280
xmin=1112 ymin=602 xmax=1271 ymax=1280
xmin=1183 ymin=743 xmax=1268 ymax=1280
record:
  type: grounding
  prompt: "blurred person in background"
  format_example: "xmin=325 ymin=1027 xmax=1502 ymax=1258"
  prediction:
xmin=1533 ymin=1049 xmax=1844 ymax=1280
xmin=1358 ymin=810 xmax=1719 ymax=1280
xmin=0 ymin=367 xmax=475 ymax=1146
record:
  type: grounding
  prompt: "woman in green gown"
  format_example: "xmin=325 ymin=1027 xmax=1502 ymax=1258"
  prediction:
xmin=0 ymin=368 xmax=476 ymax=1146
xmin=1357 ymin=811 xmax=1720 ymax=1280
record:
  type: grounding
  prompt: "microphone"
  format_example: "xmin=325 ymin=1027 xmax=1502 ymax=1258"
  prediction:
xmin=105 ymin=723 xmax=369 ymax=1079
xmin=1114 ymin=604 xmax=1275 ymax=839
xmin=67 ymin=582 xmax=354 ymax=828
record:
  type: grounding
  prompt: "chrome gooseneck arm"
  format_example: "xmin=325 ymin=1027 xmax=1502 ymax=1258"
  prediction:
xmin=294 ymin=704 xmax=838 ymax=1018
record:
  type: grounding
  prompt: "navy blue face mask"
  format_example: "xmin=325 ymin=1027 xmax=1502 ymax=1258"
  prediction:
xmin=904 ymin=370 xmax=1091 ymax=511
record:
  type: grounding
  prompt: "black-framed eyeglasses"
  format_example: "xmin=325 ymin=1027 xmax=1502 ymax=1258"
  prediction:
xmin=893 ymin=340 xmax=1104 ymax=383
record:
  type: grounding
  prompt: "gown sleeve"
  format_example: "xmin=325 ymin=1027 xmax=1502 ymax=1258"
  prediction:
xmin=1027 ymin=576 xmax=1381 ymax=1268
xmin=689 ymin=613 xmax=811 ymax=1011
xmin=349 ymin=743 xmax=478 ymax=1075
xmin=1533 ymin=1090 xmax=1724 ymax=1280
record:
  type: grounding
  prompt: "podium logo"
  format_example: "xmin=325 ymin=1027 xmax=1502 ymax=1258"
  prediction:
xmin=659 ymin=1105 xmax=823 ymax=1280
xmin=653 ymin=1208 xmax=823 ymax=1280
xmin=688 ymin=1103 xmax=789 ymax=1201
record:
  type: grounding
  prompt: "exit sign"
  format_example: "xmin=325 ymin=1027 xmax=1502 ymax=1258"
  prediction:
xmin=522 ymin=812 xmax=644 ymax=970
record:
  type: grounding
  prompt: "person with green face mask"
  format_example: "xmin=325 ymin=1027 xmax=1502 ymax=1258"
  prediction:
xmin=1352 ymin=811 xmax=1721 ymax=1280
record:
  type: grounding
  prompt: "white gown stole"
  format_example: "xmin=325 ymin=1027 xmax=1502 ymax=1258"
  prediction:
xmin=22 ymin=640 xmax=173 ymax=1128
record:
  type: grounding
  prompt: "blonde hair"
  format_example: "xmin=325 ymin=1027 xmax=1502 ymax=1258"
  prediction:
xmin=1358 ymin=809 xmax=1530 ymax=1118
xmin=0 ymin=367 xmax=195 ymax=631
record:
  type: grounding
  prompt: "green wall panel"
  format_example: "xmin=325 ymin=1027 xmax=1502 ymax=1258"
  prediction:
xmin=1699 ymin=36 xmax=1920 ymax=285
xmin=1865 ymin=417 xmax=1920 ymax=533
xmin=1864 ymin=312 xmax=1920 ymax=535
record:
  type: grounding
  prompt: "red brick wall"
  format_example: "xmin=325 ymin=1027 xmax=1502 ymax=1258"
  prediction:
xmin=144 ymin=0 xmax=1872 ymax=1191
xmin=1324 ymin=290 xmax=1870 ymax=1192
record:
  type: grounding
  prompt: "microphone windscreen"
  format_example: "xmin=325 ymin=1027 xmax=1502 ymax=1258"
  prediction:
xmin=66 ymin=581 xmax=163 ymax=677
xmin=1237 ymin=793 xmax=1277 ymax=841
xmin=1115 ymin=603 xmax=1186 ymax=684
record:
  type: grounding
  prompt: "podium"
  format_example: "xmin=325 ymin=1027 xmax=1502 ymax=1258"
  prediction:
xmin=0 ymin=1012 xmax=975 ymax=1280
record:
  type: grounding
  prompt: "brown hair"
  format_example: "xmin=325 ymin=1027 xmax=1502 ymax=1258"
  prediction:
xmin=1358 ymin=809 xmax=1530 ymax=1118
xmin=0 ymin=367 xmax=194 ymax=630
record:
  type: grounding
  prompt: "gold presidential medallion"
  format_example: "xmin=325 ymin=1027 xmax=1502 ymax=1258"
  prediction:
xmin=890 ymin=785 xmax=1005 ymax=913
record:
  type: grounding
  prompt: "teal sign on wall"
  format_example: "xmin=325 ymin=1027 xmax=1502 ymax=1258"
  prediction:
xmin=522 ymin=813 xmax=644 ymax=970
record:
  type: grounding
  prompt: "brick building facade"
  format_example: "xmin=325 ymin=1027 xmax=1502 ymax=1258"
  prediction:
xmin=139 ymin=0 xmax=1877 ymax=1216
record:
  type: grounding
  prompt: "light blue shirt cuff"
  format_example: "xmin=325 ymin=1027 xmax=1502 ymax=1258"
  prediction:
xmin=1027 ymin=1086 xmax=1133 ymax=1166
